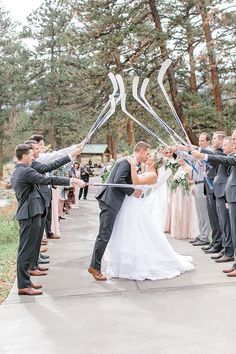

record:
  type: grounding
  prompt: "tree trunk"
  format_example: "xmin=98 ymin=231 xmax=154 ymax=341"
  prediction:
xmin=148 ymin=0 xmax=183 ymax=120
xmin=107 ymin=133 xmax=117 ymax=160
xmin=148 ymin=0 xmax=198 ymax=144
xmin=199 ymin=0 xmax=223 ymax=113
xmin=111 ymin=136 xmax=117 ymax=160
xmin=127 ymin=120 xmax=135 ymax=147
xmin=107 ymin=133 xmax=116 ymax=159
xmin=186 ymin=26 xmax=197 ymax=94
xmin=0 ymin=134 xmax=3 ymax=179
xmin=48 ymin=93 xmax=55 ymax=148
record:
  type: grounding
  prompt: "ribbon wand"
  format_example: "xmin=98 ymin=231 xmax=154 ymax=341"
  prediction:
xmin=87 ymin=182 xmax=157 ymax=190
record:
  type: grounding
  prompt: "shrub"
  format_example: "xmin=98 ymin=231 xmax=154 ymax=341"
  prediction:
xmin=0 ymin=216 xmax=19 ymax=244
xmin=0 ymin=199 xmax=19 ymax=244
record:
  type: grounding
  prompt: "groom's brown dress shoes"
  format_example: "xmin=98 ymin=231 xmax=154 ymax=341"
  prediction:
xmin=88 ymin=267 xmax=107 ymax=281
xmin=18 ymin=287 xmax=43 ymax=296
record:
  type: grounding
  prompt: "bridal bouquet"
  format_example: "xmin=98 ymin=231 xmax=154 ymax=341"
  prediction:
xmin=165 ymin=158 xmax=180 ymax=175
xmin=101 ymin=161 xmax=115 ymax=183
xmin=170 ymin=169 xmax=190 ymax=194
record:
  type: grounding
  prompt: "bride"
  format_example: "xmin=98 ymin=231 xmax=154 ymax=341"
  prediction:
xmin=105 ymin=152 xmax=194 ymax=281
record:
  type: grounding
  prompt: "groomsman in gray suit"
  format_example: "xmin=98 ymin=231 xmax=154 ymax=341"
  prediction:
xmin=192 ymin=130 xmax=236 ymax=276
xmin=29 ymin=134 xmax=84 ymax=164
xmin=29 ymin=134 xmax=84 ymax=241
xmin=23 ymin=139 xmax=82 ymax=275
xmin=198 ymin=131 xmax=225 ymax=253
xmin=11 ymin=144 xmax=86 ymax=295
xmin=190 ymin=133 xmax=212 ymax=246
xmin=193 ymin=136 xmax=234 ymax=262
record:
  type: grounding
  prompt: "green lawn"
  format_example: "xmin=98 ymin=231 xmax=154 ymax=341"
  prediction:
xmin=0 ymin=202 xmax=19 ymax=304
xmin=0 ymin=242 xmax=18 ymax=303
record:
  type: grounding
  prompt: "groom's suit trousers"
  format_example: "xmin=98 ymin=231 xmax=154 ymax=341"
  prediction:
xmin=91 ymin=201 xmax=117 ymax=270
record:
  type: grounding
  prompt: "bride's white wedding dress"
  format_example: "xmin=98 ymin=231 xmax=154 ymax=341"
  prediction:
xmin=105 ymin=170 xmax=194 ymax=281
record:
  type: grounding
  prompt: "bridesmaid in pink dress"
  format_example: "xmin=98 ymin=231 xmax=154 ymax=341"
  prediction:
xmin=51 ymin=187 xmax=61 ymax=238
xmin=170 ymin=159 xmax=199 ymax=240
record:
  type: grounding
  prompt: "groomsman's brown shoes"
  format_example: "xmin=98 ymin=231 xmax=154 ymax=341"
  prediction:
xmin=31 ymin=282 xmax=42 ymax=290
xmin=18 ymin=287 xmax=43 ymax=296
xmin=88 ymin=267 xmax=107 ymax=281
xmin=215 ymin=256 xmax=234 ymax=263
xmin=227 ymin=269 xmax=236 ymax=277
xmin=40 ymin=246 xmax=48 ymax=253
xmin=29 ymin=269 xmax=47 ymax=276
xmin=222 ymin=267 xmax=235 ymax=274
xmin=41 ymin=239 xmax=48 ymax=245
xmin=37 ymin=265 xmax=49 ymax=271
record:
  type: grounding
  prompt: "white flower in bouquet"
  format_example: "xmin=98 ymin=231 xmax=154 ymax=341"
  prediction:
xmin=170 ymin=169 xmax=190 ymax=194
xmin=165 ymin=158 xmax=180 ymax=175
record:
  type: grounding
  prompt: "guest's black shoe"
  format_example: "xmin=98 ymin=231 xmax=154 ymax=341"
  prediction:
xmin=215 ymin=256 xmax=234 ymax=263
xmin=47 ymin=231 xmax=54 ymax=237
xmin=192 ymin=240 xmax=210 ymax=246
xmin=202 ymin=245 xmax=212 ymax=251
xmin=38 ymin=256 xmax=50 ymax=264
xmin=40 ymin=253 xmax=50 ymax=260
xmin=211 ymin=253 xmax=224 ymax=260
xmin=204 ymin=247 xmax=222 ymax=254
xmin=189 ymin=237 xmax=199 ymax=244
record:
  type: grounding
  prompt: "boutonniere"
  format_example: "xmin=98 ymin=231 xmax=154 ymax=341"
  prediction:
xmin=136 ymin=163 xmax=142 ymax=173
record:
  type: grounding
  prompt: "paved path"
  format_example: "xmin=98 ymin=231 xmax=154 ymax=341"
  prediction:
xmin=1 ymin=185 xmax=236 ymax=354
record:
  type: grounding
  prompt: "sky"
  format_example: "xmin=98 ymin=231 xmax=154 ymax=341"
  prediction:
xmin=1 ymin=0 xmax=235 ymax=26
xmin=0 ymin=0 xmax=43 ymax=24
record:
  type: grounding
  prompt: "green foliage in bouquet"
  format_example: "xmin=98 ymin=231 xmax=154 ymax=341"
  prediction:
xmin=165 ymin=159 xmax=180 ymax=175
xmin=170 ymin=170 xmax=190 ymax=195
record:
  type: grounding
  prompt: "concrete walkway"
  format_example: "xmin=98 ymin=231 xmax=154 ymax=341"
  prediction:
xmin=1 ymin=184 xmax=236 ymax=354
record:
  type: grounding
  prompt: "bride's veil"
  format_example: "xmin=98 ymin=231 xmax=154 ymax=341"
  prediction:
xmin=144 ymin=166 xmax=172 ymax=232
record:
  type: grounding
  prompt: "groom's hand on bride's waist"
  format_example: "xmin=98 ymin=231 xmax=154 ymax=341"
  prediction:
xmin=132 ymin=189 xmax=142 ymax=198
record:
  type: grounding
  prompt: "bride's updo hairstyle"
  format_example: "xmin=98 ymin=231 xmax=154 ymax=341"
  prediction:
xmin=151 ymin=151 xmax=165 ymax=172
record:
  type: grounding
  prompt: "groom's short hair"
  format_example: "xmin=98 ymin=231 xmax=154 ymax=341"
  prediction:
xmin=134 ymin=141 xmax=150 ymax=152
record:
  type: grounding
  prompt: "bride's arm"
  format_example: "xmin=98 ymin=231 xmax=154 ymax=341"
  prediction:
xmin=128 ymin=158 xmax=157 ymax=185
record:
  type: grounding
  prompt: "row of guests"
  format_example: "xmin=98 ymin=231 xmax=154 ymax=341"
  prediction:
xmin=171 ymin=130 xmax=236 ymax=277
xmin=11 ymin=136 xmax=86 ymax=295
xmin=56 ymin=162 xmax=90 ymax=220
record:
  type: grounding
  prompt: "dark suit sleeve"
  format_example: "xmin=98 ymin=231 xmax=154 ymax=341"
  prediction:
xmin=201 ymin=149 xmax=225 ymax=166
xmin=32 ymin=155 xmax=71 ymax=174
xmin=200 ymin=148 xmax=215 ymax=155
xmin=208 ymin=154 xmax=236 ymax=166
xmin=113 ymin=160 xmax=134 ymax=196
xmin=25 ymin=167 xmax=70 ymax=186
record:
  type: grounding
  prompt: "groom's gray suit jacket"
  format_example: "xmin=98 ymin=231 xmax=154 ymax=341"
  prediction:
xmin=97 ymin=158 xmax=134 ymax=212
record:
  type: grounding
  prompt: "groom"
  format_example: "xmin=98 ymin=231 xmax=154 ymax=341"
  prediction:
xmin=88 ymin=141 xmax=150 ymax=280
